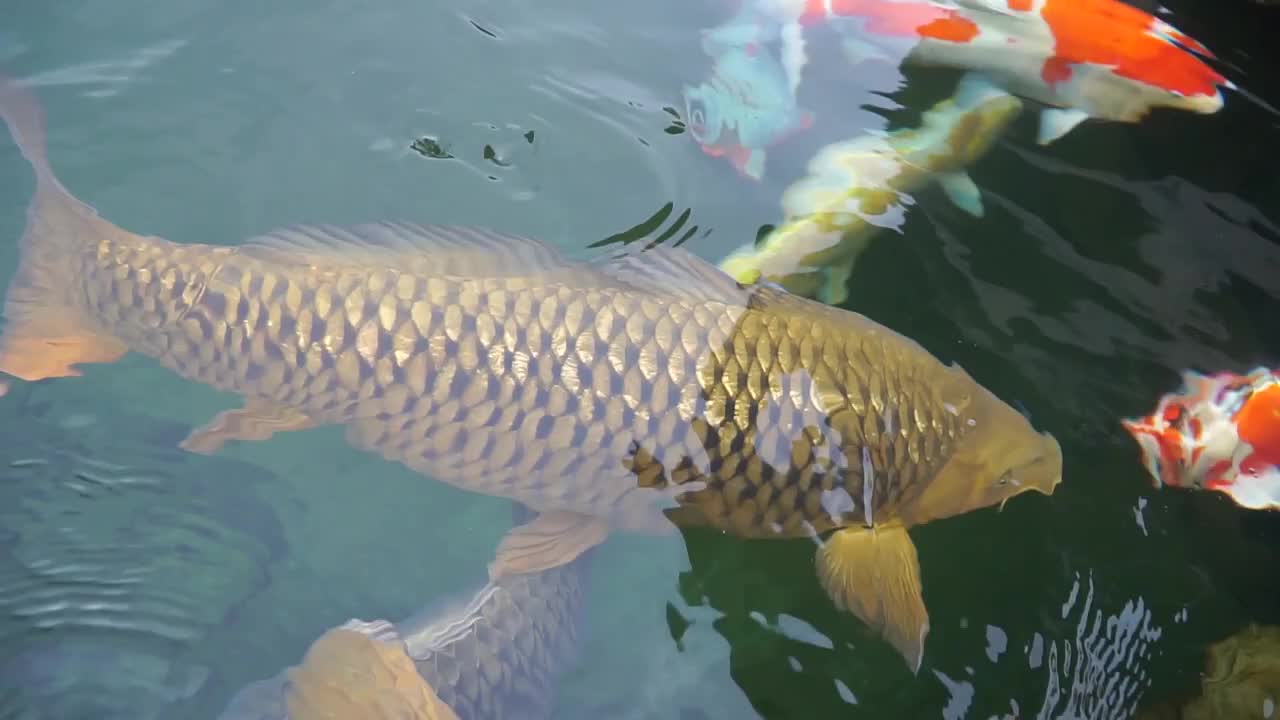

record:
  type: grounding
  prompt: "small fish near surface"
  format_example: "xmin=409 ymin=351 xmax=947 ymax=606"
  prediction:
xmin=710 ymin=0 xmax=1231 ymax=145
xmin=220 ymin=504 xmax=590 ymax=720
xmin=719 ymin=73 xmax=1023 ymax=305
xmin=1123 ymin=367 xmax=1280 ymax=511
xmin=0 ymin=70 xmax=1062 ymax=672
xmin=683 ymin=44 xmax=814 ymax=181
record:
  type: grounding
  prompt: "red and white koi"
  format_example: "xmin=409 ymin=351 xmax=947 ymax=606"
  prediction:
xmin=1123 ymin=367 xmax=1280 ymax=511
xmin=710 ymin=0 xmax=1231 ymax=144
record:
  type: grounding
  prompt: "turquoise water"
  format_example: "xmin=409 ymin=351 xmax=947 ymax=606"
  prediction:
xmin=1 ymin=0 xmax=1278 ymax=718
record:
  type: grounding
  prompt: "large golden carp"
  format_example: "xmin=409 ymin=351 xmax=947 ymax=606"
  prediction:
xmin=0 ymin=72 xmax=1061 ymax=671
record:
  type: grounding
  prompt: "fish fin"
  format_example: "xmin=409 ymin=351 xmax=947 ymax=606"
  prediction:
xmin=736 ymin=148 xmax=767 ymax=180
xmin=841 ymin=36 xmax=895 ymax=65
xmin=592 ymin=243 xmax=749 ymax=304
xmin=1037 ymin=108 xmax=1090 ymax=145
xmin=0 ymin=72 xmax=130 ymax=382
xmin=240 ymin=222 xmax=577 ymax=278
xmin=953 ymin=72 xmax=1014 ymax=109
xmin=489 ymin=510 xmax=610 ymax=580
xmin=815 ymin=524 xmax=929 ymax=673
xmin=818 ymin=260 xmax=856 ymax=306
xmin=938 ymin=171 xmax=984 ymax=217
xmin=180 ymin=399 xmax=317 ymax=454
xmin=780 ymin=21 xmax=808 ymax=96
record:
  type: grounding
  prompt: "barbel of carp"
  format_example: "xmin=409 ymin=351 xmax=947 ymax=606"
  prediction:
xmin=0 ymin=70 xmax=1061 ymax=671
xmin=219 ymin=504 xmax=590 ymax=720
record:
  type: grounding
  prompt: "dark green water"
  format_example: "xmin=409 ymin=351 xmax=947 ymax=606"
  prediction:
xmin=1 ymin=1 xmax=1278 ymax=718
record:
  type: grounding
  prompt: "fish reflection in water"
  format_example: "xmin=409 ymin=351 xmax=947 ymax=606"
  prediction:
xmin=0 ymin=67 xmax=1061 ymax=671
xmin=0 ymin=385 xmax=285 ymax=719
xmin=220 ymin=505 xmax=589 ymax=720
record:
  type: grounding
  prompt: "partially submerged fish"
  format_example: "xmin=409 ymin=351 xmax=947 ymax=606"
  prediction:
xmin=683 ymin=45 xmax=814 ymax=180
xmin=711 ymin=0 xmax=1230 ymax=144
xmin=719 ymin=74 xmax=1023 ymax=305
xmin=1123 ymin=367 xmax=1280 ymax=511
xmin=1136 ymin=624 xmax=1280 ymax=720
xmin=0 ymin=71 xmax=1061 ymax=671
xmin=220 ymin=505 xmax=590 ymax=720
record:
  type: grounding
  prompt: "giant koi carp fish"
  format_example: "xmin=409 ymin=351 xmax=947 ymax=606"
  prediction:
xmin=1124 ymin=367 xmax=1280 ymax=511
xmin=0 ymin=71 xmax=1061 ymax=671
xmin=220 ymin=505 xmax=590 ymax=720
xmin=718 ymin=74 xmax=1023 ymax=305
xmin=705 ymin=0 xmax=1230 ymax=144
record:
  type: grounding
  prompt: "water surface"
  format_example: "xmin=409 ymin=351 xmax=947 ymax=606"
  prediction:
xmin=1 ymin=0 xmax=1279 ymax=717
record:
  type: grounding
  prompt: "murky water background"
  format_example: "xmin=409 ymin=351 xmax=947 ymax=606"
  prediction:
xmin=1 ymin=0 xmax=1278 ymax=717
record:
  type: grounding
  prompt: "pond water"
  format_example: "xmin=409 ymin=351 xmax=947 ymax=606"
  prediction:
xmin=1 ymin=0 xmax=1278 ymax=718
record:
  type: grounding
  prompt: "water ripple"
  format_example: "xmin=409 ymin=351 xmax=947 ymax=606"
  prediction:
xmin=0 ymin=388 xmax=286 ymax=719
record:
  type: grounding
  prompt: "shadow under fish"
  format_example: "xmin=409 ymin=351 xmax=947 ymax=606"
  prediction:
xmin=0 ymin=386 xmax=286 ymax=720
xmin=218 ymin=504 xmax=591 ymax=720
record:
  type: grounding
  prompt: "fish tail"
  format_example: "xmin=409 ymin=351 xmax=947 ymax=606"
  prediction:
xmin=0 ymin=71 xmax=128 ymax=382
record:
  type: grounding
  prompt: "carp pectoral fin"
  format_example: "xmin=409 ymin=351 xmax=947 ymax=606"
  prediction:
xmin=1037 ymin=107 xmax=1090 ymax=145
xmin=938 ymin=172 xmax=984 ymax=218
xmin=489 ymin=510 xmax=609 ymax=580
xmin=180 ymin=400 xmax=316 ymax=454
xmin=815 ymin=525 xmax=929 ymax=673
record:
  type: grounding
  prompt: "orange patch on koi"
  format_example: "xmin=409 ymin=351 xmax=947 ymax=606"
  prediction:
xmin=1235 ymin=383 xmax=1280 ymax=465
xmin=1039 ymin=0 xmax=1226 ymax=97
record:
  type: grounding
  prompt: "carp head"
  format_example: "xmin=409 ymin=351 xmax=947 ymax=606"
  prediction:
xmin=900 ymin=364 xmax=1062 ymax=526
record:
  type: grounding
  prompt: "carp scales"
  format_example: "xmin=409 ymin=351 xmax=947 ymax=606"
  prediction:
xmin=719 ymin=74 xmax=1022 ymax=305
xmin=0 ymin=71 xmax=1061 ymax=671
xmin=220 ymin=505 xmax=590 ymax=720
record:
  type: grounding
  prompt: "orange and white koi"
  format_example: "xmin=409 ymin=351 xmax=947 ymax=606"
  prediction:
xmin=1123 ymin=367 xmax=1280 ymax=510
xmin=710 ymin=0 xmax=1231 ymax=144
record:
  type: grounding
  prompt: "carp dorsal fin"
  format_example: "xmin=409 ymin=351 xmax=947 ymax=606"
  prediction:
xmin=592 ymin=243 xmax=752 ymax=305
xmin=239 ymin=221 xmax=578 ymax=278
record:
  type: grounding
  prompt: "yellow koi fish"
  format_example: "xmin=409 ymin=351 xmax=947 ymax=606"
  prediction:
xmin=0 ymin=71 xmax=1060 ymax=671
xmin=719 ymin=74 xmax=1022 ymax=304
